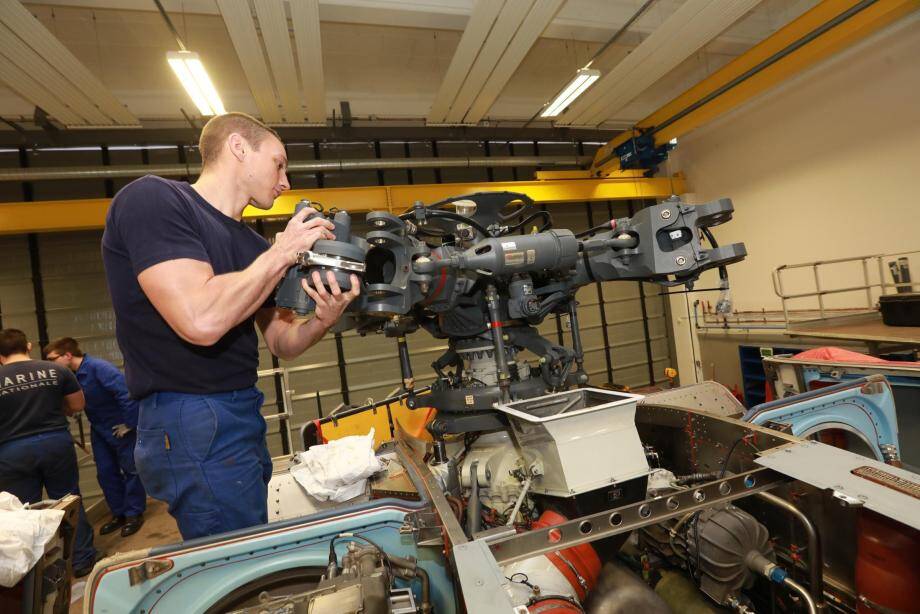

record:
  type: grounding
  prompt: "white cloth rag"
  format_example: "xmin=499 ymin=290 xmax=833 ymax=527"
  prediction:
xmin=290 ymin=428 xmax=384 ymax=502
xmin=0 ymin=492 xmax=64 ymax=587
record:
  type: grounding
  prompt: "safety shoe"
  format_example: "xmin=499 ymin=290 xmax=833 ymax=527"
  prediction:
xmin=121 ymin=515 xmax=144 ymax=537
xmin=73 ymin=551 xmax=105 ymax=579
xmin=99 ymin=516 xmax=125 ymax=535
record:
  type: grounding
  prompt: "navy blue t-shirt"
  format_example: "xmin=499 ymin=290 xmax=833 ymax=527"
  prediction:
xmin=102 ymin=175 xmax=272 ymax=399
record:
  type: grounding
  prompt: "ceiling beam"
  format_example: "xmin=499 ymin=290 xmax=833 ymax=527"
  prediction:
xmin=0 ymin=0 xmax=137 ymax=125
xmin=557 ymin=0 xmax=763 ymax=127
xmin=0 ymin=23 xmax=112 ymax=125
xmin=427 ymin=0 xmax=505 ymax=124
xmin=19 ymin=0 xmax=675 ymax=45
xmin=463 ymin=0 xmax=566 ymax=124
xmin=587 ymin=0 xmax=919 ymax=174
xmin=215 ymin=0 xmax=283 ymax=123
xmin=0 ymin=56 xmax=85 ymax=126
xmin=645 ymin=0 xmax=919 ymax=144
xmin=291 ymin=0 xmax=326 ymax=124
xmin=443 ymin=0 xmax=535 ymax=124
xmin=253 ymin=0 xmax=305 ymax=123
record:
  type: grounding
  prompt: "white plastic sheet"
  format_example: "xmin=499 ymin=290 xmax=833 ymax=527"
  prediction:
xmin=0 ymin=492 xmax=64 ymax=587
xmin=289 ymin=429 xmax=384 ymax=502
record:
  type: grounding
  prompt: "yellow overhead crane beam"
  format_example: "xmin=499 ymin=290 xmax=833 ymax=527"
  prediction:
xmin=0 ymin=174 xmax=686 ymax=235
xmin=581 ymin=0 xmax=919 ymax=177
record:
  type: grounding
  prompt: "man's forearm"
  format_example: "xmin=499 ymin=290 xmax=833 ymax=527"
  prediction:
xmin=192 ymin=246 xmax=290 ymax=340
xmin=272 ymin=317 xmax=331 ymax=360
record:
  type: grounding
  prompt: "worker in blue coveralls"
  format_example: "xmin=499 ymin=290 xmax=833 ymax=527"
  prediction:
xmin=45 ymin=337 xmax=146 ymax=538
xmin=101 ymin=112 xmax=361 ymax=540
xmin=0 ymin=328 xmax=100 ymax=577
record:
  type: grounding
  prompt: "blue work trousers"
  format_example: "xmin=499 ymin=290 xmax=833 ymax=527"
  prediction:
xmin=90 ymin=426 xmax=146 ymax=517
xmin=0 ymin=429 xmax=97 ymax=568
xmin=134 ymin=387 xmax=272 ymax=540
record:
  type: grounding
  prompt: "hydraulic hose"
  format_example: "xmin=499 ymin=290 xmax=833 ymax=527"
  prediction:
xmin=701 ymin=227 xmax=728 ymax=283
xmin=784 ymin=577 xmax=818 ymax=614
xmin=746 ymin=551 xmax=818 ymax=614
xmin=756 ymin=492 xmax=824 ymax=611
xmin=388 ymin=554 xmax=432 ymax=614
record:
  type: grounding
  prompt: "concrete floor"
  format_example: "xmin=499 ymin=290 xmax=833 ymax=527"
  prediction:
xmin=70 ymin=499 xmax=180 ymax=613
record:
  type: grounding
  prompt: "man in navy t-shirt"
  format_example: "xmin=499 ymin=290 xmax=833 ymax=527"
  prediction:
xmin=102 ymin=112 xmax=360 ymax=539
xmin=0 ymin=329 xmax=99 ymax=577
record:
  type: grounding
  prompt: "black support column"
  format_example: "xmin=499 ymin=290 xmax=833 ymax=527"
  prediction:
xmin=628 ymin=200 xmax=657 ymax=386
xmin=19 ymin=147 xmax=49 ymax=354
xmin=584 ymin=201 xmax=615 ymax=385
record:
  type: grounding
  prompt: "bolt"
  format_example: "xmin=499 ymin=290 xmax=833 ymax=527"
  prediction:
xmin=661 ymin=209 xmax=672 ymax=220
xmin=675 ymin=255 xmax=687 ymax=266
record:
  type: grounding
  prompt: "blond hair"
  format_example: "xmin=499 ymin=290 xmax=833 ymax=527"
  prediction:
xmin=198 ymin=112 xmax=281 ymax=167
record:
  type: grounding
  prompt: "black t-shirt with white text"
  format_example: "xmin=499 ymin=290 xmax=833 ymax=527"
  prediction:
xmin=0 ymin=360 xmax=80 ymax=445
xmin=101 ymin=175 xmax=273 ymax=399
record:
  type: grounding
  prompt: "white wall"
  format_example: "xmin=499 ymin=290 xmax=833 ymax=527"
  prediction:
xmin=661 ymin=14 xmax=920 ymax=386
xmin=671 ymin=14 xmax=920 ymax=314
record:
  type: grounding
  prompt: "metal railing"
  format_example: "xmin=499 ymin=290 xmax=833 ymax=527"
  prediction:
xmin=771 ymin=250 xmax=919 ymax=326
xmin=257 ymin=367 xmax=296 ymax=461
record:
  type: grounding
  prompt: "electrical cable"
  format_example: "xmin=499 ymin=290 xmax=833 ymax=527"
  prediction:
xmin=506 ymin=210 xmax=553 ymax=234
xmin=692 ymin=511 xmax=703 ymax=583
xmin=575 ymin=221 xmax=615 ymax=238
xmin=508 ymin=572 xmax=534 ymax=589
xmin=400 ymin=208 xmax=491 ymax=236
xmin=719 ymin=435 xmax=747 ymax=478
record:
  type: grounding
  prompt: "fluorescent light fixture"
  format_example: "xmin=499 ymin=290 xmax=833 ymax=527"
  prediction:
xmin=540 ymin=68 xmax=601 ymax=118
xmin=167 ymin=51 xmax=226 ymax=116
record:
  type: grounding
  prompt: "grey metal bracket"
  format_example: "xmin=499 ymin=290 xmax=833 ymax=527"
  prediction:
xmin=488 ymin=467 xmax=786 ymax=565
xmin=127 ymin=559 xmax=174 ymax=586
xmin=399 ymin=510 xmax=444 ymax=547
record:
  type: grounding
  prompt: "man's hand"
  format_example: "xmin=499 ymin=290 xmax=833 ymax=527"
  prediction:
xmin=112 ymin=424 xmax=132 ymax=438
xmin=302 ymin=270 xmax=361 ymax=328
xmin=273 ymin=207 xmax=336 ymax=265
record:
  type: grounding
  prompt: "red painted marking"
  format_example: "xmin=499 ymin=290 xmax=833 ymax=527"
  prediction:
xmin=684 ymin=413 xmax=698 ymax=469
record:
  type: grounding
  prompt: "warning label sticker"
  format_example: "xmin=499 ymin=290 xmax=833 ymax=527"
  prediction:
xmin=504 ymin=251 xmax=525 ymax=266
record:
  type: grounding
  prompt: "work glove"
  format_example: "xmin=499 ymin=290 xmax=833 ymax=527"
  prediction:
xmin=112 ymin=424 xmax=132 ymax=438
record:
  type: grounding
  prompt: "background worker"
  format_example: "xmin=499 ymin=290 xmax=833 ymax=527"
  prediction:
xmin=46 ymin=337 xmax=146 ymax=538
xmin=0 ymin=328 xmax=99 ymax=577
xmin=102 ymin=112 xmax=360 ymax=540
